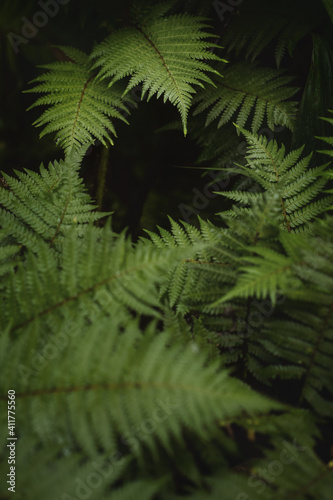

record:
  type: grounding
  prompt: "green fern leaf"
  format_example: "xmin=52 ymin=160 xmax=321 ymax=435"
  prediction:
xmin=91 ymin=6 xmax=225 ymax=135
xmin=26 ymin=47 xmax=132 ymax=155
xmin=0 ymin=313 xmax=281 ymax=461
xmin=223 ymin=126 xmax=333 ymax=232
xmin=214 ymin=246 xmax=296 ymax=306
xmin=0 ymin=149 xmax=108 ymax=253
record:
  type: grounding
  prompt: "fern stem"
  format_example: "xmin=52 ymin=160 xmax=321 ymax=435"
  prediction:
xmin=49 ymin=191 xmax=71 ymax=247
xmin=70 ymin=74 xmax=94 ymax=148
xmin=96 ymin=145 xmax=110 ymax=210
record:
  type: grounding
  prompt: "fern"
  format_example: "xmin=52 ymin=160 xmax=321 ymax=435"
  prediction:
xmin=144 ymin=217 xmax=206 ymax=310
xmin=217 ymin=245 xmax=297 ymax=306
xmin=0 ymin=212 xmax=284 ymax=498
xmin=219 ymin=126 xmax=333 ymax=232
xmin=1 ymin=2 xmax=333 ymax=498
xmin=26 ymin=47 xmax=133 ymax=155
xmin=1 ymin=224 xmax=201 ymax=334
xmin=0 ymin=148 xmax=108 ymax=253
xmin=194 ymin=61 xmax=299 ymax=132
xmin=150 ymin=161 xmax=333 ymax=416
xmin=91 ymin=2 xmax=225 ymax=135
xmin=1 ymin=314 xmax=280 ymax=453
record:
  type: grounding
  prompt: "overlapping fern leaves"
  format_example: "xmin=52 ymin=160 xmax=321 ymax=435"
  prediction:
xmin=3 ymin=127 xmax=331 ymax=499
xmin=0 ymin=149 xmax=203 ymax=333
xmin=219 ymin=126 xmax=333 ymax=232
xmin=91 ymin=2 xmax=225 ymax=135
xmin=0 ymin=148 xmax=107 ymax=253
xmin=1 ymin=313 xmax=280 ymax=454
xmin=147 ymin=121 xmax=333 ymax=419
xmin=0 ymin=154 xmax=288 ymax=500
xmin=152 ymin=207 xmax=333 ymax=421
xmin=2 ymin=1 xmax=333 ymax=497
xmin=218 ymin=217 xmax=333 ymax=416
xmin=26 ymin=5 xmax=225 ymax=152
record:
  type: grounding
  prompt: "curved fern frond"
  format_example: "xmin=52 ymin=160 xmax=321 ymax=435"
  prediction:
xmin=91 ymin=5 xmax=225 ymax=135
xmin=0 ymin=149 xmax=108 ymax=253
xmin=193 ymin=61 xmax=298 ymax=132
xmin=220 ymin=126 xmax=333 ymax=232
xmin=26 ymin=47 xmax=132 ymax=155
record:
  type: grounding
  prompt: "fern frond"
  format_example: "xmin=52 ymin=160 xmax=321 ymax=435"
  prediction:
xmin=0 ymin=312 xmax=281 ymax=462
xmin=221 ymin=126 xmax=333 ymax=232
xmin=2 ymin=4 xmax=333 ymax=497
xmin=91 ymin=7 xmax=225 ymax=135
xmin=194 ymin=61 xmax=298 ymax=132
xmin=0 ymin=149 xmax=108 ymax=253
xmin=215 ymin=246 xmax=296 ymax=306
xmin=1 ymin=221 xmax=206 ymax=333
xmin=26 ymin=47 xmax=132 ymax=155
xmin=146 ymin=196 xmax=282 ymax=318
xmin=144 ymin=218 xmax=207 ymax=310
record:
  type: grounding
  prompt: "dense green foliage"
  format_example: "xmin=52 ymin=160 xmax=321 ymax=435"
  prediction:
xmin=1 ymin=1 xmax=333 ymax=499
